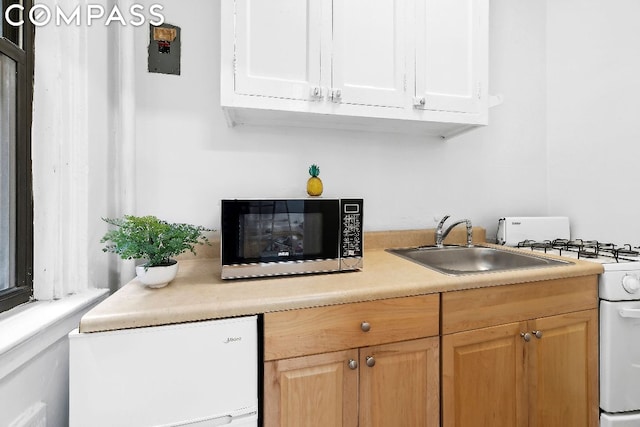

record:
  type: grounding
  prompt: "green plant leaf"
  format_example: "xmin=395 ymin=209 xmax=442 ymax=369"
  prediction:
xmin=100 ymin=215 xmax=212 ymax=267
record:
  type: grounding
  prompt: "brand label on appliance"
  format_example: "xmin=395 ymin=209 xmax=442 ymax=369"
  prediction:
xmin=223 ymin=337 xmax=242 ymax=344
xmin=278 ymin=251 xmax=290 ymax=257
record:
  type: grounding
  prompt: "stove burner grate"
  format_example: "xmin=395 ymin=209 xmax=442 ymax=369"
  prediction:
xmin=517 ymin=240 xmax=554 ymax=253
xmin=615 ymin=244 xmax=640 ymax=258
xmin=515 ymin=238 xmax=640 ymax=263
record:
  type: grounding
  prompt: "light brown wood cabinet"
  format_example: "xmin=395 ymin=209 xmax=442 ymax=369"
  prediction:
xmin=263 ymin=348 xmax=359 ymax=427
xmin=263 ymin=295 xmax=440 ymax=427
xmin=262 ymin=275 xmax=599 ymax=427
xmin=441 ymin=276 xmax=599 ymax=427
xmin=359 ymin=338 xmax=440 ymax=426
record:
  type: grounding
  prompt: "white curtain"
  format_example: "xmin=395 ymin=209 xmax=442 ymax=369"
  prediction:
xmin=31 ymin=7 xmax=89 ymax=300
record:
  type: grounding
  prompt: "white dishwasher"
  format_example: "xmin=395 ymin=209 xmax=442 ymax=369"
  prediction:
xmin=69 ymin=315 xmax=258 ymax=427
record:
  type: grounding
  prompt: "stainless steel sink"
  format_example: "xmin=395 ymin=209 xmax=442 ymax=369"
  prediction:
xmin=387 ymin=245 xmax=571 ymax=275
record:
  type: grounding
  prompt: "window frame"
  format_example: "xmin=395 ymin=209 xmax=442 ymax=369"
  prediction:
xmin=0 ymin=0 xmax=34 ymax=313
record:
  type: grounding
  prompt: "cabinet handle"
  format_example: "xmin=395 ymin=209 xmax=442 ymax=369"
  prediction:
xmin=360 ymin=321 xmax=371 ymax=332
xmin=330 ymin=89 xmax=342 ymax=103
xmin=348 ymin=359 xmax=358 ymax=370
xmin=365 ymin=356 xmax=375 ymax=367
xmin=310 ymin=86 xmax=322 ymax=101
xmin=521 ymin=332 xmax=531 ymax=342
xmin=532 ymin=330 xmax=543 ymax=339
xmin=413 ymin=97 xmax=426 ymax=108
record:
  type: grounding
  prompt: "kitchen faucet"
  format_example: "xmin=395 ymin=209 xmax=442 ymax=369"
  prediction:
xmin=435 ymin=215 xmax=473 ymax=248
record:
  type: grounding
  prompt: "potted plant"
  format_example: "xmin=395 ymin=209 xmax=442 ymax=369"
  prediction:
xmin=101 ymin=215 xmax=211 ymax=288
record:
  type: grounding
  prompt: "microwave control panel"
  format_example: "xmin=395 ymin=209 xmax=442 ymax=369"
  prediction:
xmin=340 ymin=199 xmax=363 ymax=258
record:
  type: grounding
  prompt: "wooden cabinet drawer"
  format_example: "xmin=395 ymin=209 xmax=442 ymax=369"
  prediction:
xmin=264 ymin=294 xmax=439 ymax=361
xmin=442 ymin=276 xmax=598 ymax=334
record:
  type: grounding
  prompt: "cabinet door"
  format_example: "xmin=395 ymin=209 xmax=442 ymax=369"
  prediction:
xmin=442 ymin=322 xmax=527 ymax=427
xmin=233 ymin=0 xmax=323 ymax=101
xmin=414 ymin=0 xmax=488 ymax=113
xmin=527 ymin=309 xmax=599 ymax=427
xmin=359 ymin=337 xmax=440 ymax=427
xmin=263 ymin=349 xmax=358 ymax=427
xmin=332 ymin=0 xmax=407 ymax=108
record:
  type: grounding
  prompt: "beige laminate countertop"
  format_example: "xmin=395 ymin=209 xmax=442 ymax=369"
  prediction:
xmin=79 ymin=228 xmax=604 ymax=333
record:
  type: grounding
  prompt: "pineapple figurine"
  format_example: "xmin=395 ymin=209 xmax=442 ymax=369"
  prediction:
xmin=306 ymin=164 xmax=323 ymax=196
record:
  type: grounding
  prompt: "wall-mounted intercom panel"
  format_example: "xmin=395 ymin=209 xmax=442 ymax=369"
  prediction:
xmin=148 ymin=23 xmax=181 ymax=75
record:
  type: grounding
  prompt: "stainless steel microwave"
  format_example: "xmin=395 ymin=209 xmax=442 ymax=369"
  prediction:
xmin=221 ymin=199 xmax=363 ymax=279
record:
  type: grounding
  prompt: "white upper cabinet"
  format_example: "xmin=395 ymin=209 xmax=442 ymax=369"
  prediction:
xmin=221 ymin=0 xmax=489 ymax=138
xmin=414 ymin=0 xmax=487 ymax=114
xmin=232 ymin=0 xmax=323 ymax=101
xmin=331 ymin=0 xmax=407 ymax=108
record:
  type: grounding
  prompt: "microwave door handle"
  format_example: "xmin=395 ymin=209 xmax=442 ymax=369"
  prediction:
xmin=619 ymin=308 xmax=640 ymax=318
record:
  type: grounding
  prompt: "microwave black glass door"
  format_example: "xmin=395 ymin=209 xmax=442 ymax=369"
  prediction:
xmin=222 ymin=200 xmax=340 ymax=265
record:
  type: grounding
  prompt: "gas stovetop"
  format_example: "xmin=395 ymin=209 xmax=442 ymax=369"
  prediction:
xmin=513 ymin=238 xmax=640 ymax=300
xmin=515 ymin=238 xmax=640 ymax=267
xmin=495 ymin=216 xmax=640 ymax=299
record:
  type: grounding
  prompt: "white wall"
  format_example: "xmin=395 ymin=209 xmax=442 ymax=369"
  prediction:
xmin=547 ymin=0 xmax=640 ymax=243
xmin=133 ymin=0 xmax=549 ymax=242
xmin=0 ymin=338 xmax=69 ymax=426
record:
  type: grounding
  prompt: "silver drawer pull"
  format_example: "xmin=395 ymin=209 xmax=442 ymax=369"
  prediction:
xmin=360 ymin=321 xmax=371 ymax=332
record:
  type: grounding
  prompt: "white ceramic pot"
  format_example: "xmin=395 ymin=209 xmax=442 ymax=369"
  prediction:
xmin=135 ymin=261 xmax=179 ymax=288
